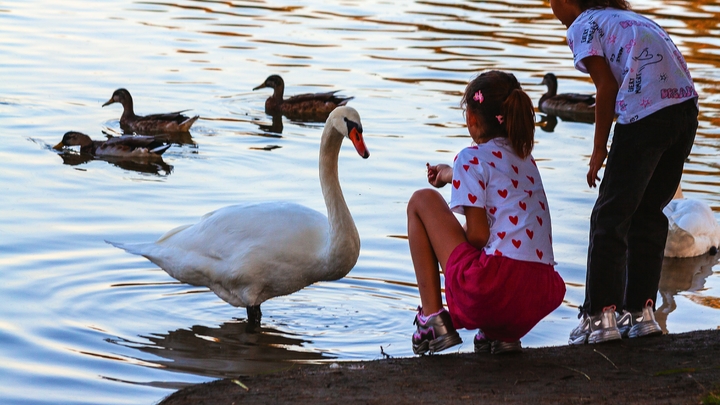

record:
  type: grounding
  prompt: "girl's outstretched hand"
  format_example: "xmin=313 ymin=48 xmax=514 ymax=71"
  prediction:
xmin=427 ymin=163 xmax=452 ymax=188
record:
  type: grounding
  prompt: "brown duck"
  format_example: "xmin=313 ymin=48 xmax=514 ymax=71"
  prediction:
xmin=253 ymin=75 xmax=353 ymax=121
xmin=539 ymin=73 xmax=595 ymax=123
xmin=53 ymin=131 xmax=171 ymax=157
xmin=102 ymin=88 xmax=199 ymax=134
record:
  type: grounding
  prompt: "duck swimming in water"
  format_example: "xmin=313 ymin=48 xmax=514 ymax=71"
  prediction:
xmin=53 ymin=131 xmax=171 ymax=157
xmin=539 ymin=73 xmax=595 ymax=123
xmin=102 ymin=88 xmax=199 ymax=135
xmin=253 ymin=75 xmax=353 ymax=121
xmin=107 ymin=106 xmax=369 ymax=328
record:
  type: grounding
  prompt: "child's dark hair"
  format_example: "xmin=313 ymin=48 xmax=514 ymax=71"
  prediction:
xmin=461 ymin=70 xmax=535 ymax=159
xmin=576 ymin=0 xmax=630 ymax=11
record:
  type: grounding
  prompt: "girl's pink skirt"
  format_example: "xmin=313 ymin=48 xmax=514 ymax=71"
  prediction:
xmin=444 ymin=242 xmax=565 ymax=342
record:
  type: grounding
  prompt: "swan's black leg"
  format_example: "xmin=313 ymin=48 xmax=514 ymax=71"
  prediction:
xmin=247 ymin=305 xmax=262 ymax=331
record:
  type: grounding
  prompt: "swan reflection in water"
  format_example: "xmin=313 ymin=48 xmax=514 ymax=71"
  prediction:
xmin=110 ymin=320 xmax=330 ymax=379
xmin=656 ymin=252 xmax=720 ymax=333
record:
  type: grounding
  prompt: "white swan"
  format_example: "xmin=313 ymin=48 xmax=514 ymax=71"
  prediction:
xmin=107 ymin=106 xmax=369 ymax=326
xmin=663 ymin=185 xmax=720 ymax=258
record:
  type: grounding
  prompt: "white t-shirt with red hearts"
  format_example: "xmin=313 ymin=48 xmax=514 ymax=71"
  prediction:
xmin=449 ymin=138 xmax=555 ymax=265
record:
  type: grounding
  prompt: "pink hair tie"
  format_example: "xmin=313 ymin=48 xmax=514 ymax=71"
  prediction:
xmin=496 ymin=115 xmax=504 ymax=124
xmin=473 ymin=90 xmax=484 ymax=103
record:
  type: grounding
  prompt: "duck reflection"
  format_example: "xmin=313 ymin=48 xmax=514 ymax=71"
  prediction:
xmin=255 ymin=112 xmax=284 ymax=134
xmin=53 ymin=132 xmax=174 ymax=176
xmin=537 ymin=114 xmax=558 ymax=133
xmin=58 ymin=152 xmax=173 ymax=176
xmin=656 ymin=252 xmax=719 ymax=332
xmin=112 ymin=320 xmax=330 ymax=378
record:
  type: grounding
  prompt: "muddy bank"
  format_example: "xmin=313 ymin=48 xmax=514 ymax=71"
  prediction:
xmin=159 ymin=329 xmax=720 ymax=404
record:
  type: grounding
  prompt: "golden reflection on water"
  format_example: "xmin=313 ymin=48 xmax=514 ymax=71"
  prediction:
xmin=1 ymin=1 xmax=720 ymax=403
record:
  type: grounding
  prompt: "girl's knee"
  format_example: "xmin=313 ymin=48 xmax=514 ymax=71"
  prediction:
xmin=408 ymin=189 xmax=443 ymax=215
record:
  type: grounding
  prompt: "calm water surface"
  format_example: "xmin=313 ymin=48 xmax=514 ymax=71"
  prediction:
xmin=1 ymin=1 xmax=720 ymax=403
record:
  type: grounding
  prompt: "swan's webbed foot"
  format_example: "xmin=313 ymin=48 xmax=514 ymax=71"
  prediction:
xmin=246 ymin=305 xmax=262 ymax=332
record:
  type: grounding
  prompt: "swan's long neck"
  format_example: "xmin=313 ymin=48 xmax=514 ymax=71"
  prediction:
xmin=318 ymin=125 xmax=360 ymax=280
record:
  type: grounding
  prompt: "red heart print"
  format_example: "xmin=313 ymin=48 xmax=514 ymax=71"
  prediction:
xmin=469 ymin=156 xmax=479 ymax=165
xmin=489 ymin=207 xmax=497 ymax=215
xmin=468 ymin=193 xmax=478 ymax=204
xmin=524 ymin=190 xmax=533 ymax=197
xmin=454 ymin=154 xmax=458 ymax=162
xmin=512 ymin=165 xmax=518 ymax=174
xmin=494 ymin=250 xmax=503 ymax=256
xmin=539 ymin=201 xmax=545 ymax=210
xmin=509 ymin=215 xmax=519 ymax=225
xmin=536 ymin=216 xmax=543 ymax=226
xmin=511 ymin=179 xmax=519 ymax=188
xmin=479 ymin=180 xmax=486 ymax=190
xmin=531 ymin=158 xmax=536 ymax=167
xmin=498 ymin=189 xmax=508 ymax=198
xmin=536 ymin=249 xmax=543 ymax=259
xmin=470 ymin=145 xmax=478 ymax=149
xmin=463 ymin=164 xmax=470 ymax=171
xmin=497 ymin=231 xmax=506 ymax=239
xmin=492 ymin=150 xmax=503 ymax=159
xmin=519 ymin=201 xmax=527 ymax=211
xmin=489 ymin=162 xmax=496 ymax=168
xmin=512 ymin=239 xmax=521 ymax=248
xmin=526 ymin=229 xmax=534 ymax=239
xmin=527 ymin=175 xmax=535 ymax=184
xmin=453 ymin=180 xmax=461 ymax=189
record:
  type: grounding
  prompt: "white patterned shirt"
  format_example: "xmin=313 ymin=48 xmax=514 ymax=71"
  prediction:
xmin=567 ymin=8 xmax=697 ymax=124
xmin=449 ymin=138 xmax=555 ymax=265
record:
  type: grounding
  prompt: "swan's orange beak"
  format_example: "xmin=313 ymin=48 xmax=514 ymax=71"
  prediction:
xmin=349 ymin=127 xmax=369 ymax=159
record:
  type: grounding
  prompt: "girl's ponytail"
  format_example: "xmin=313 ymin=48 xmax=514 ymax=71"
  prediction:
xmin=503 ymin=88 xmax=535 ymax=159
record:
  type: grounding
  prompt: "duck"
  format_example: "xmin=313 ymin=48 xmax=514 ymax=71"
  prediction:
xmin=663 ymin=185 xmax=720 ymax=258
xmin=107 ymin=106 xmax=370 ymax=328
xmin=539 ymin=73 xmax=596 ymax=123
xmin=253 ymin=75 xmax=353 ymax=121
xmin=102 ymin=88 xmax=199 ymax=135
xmin=53 ymin=131 xmax=171 ymax=157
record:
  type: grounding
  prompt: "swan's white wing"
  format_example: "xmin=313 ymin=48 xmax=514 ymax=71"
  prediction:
xmin=664 ymin=199 xmax=720 ymax=258
xmin=108 ymin=202 xmax=330 ymax=306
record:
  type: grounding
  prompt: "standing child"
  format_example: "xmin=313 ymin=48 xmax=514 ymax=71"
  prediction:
xmin=407 ymin=71 xmax=565 ymax=355
xmin=549 ymin=0 xmax=698 ymax=344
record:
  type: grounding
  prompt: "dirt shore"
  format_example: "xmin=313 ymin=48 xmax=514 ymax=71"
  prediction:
xmin=159 ymin=329 xmax=720 ymax=405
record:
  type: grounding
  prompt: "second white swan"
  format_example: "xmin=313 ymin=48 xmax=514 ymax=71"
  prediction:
xmin=664 ymin=185 xmax=720 ymax=258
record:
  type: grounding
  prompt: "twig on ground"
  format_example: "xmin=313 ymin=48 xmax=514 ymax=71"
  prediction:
xmin=593 ymin=349 xmax=618 ymax=369
xmin=232 ymin=379 xmax=249 ymax=391
xmin=562 ymin=366 xmax=591 ymax=381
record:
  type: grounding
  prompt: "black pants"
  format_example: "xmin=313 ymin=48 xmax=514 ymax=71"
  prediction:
xmin=582 ymin=98 xmax=698 ymax=315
